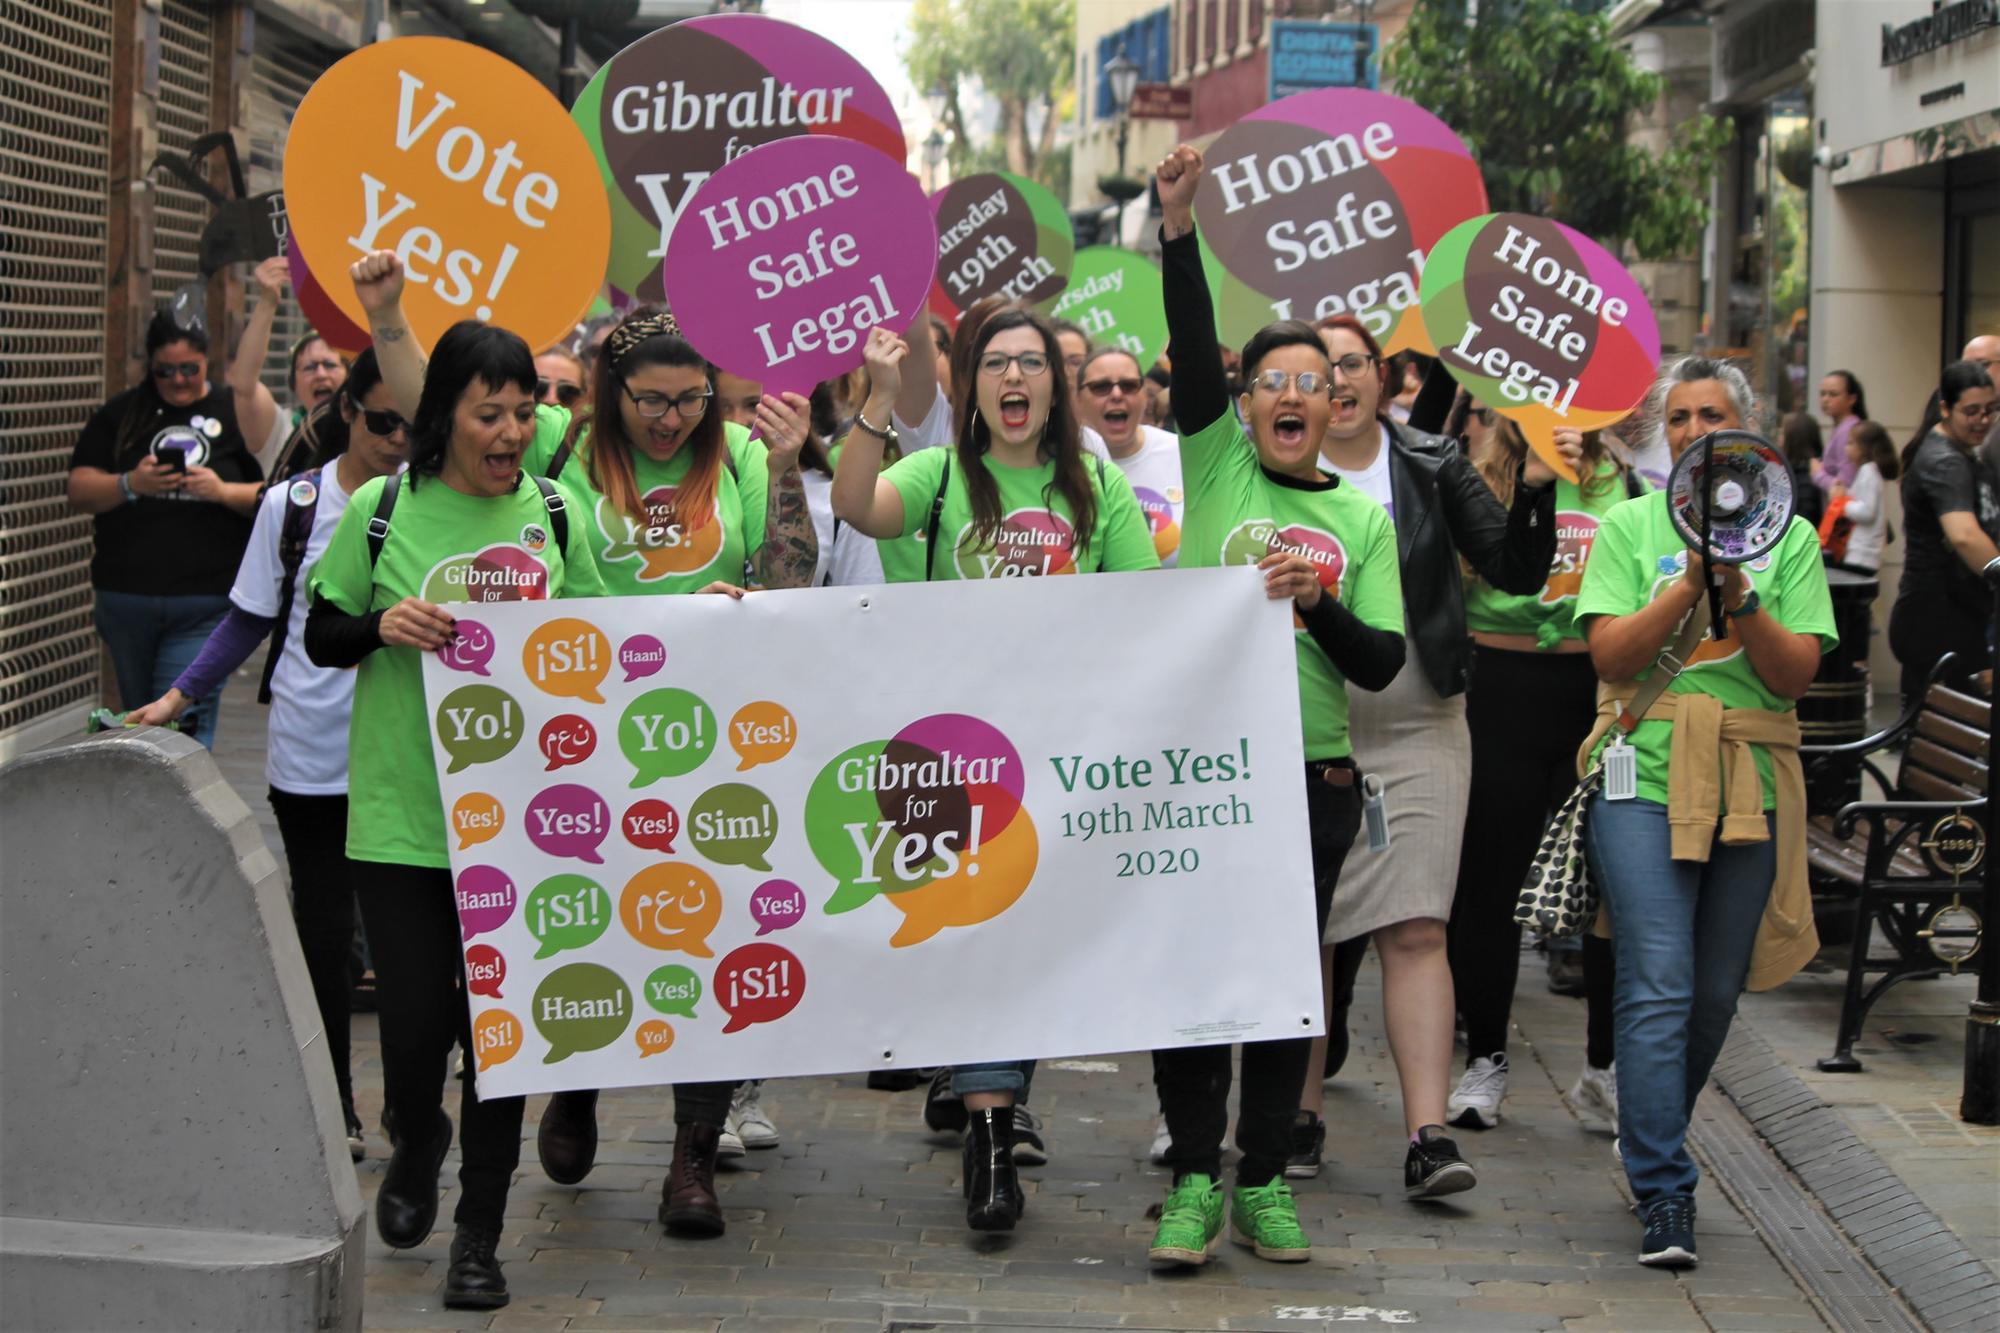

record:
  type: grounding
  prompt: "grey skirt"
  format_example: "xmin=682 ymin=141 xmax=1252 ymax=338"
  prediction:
xmin=1323 ymin=660 xmax=1471 ymax=943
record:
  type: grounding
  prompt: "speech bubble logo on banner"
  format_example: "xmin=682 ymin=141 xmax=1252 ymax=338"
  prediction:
xmin=929 ymin=172 xmax=1073 ymax=324
xmin=729 ymin=700 xmax=796 ymax=770
xmin=749 ymin=878 xmax=805 ymax=935
xmin=1193 ymin=89 xmax=1487 ymax=354
xmin=622 ymin=798 xmax=681 ymax=854
xmin=574 ymin=11 xmax=905 ymax=305
xmin=523 ymin=617 xmax=611 ymax=703
xmin=886 ymin=807 xmax=1041 ymax=949
xmin=524 ymin=872 xmax=612 ymax=959
xmin=619 ymin=633 xmax=667 ymax=682
xmin=436 ymin=617 xmax=495 ymax=675
xmin=688 ymin=783 xmax=779 ymax=871
xmin=454 ymin=864 xmax=517 ymax=939
xmin=635 ymin=1019 xmax=676 ymax=1057
xmin=1419 ymin=212 xmax=1661 ymax=482
xmin=1044 ymin=246 xmax=1168 ymax=370
xmin=532 ymin=963 xmax=632 ymax=1063
xmin=539 ymin=713 xmax=597 ymax=772
xmin=663 ymin=136 xmax=937 ymax=396
xmin=643 ymin=963 xmax=703 ymax=1017
xmin=473 ymin=1008 xmax=522 ymax=1071
xmin=524 ymin=783 xmax=611 ymax=863
xmin=619 ymin=862 xmax=723 ymax=957
xmin=620 ymin=687 xmax=717 ymax=786
xmin=452 ymin=791 xmax=505 ymax=848
xmin=435 ymin=684 xmax=525 ymax=773
xmin=714 ymin=941 xmax=805 ymax=1033
xmin=284 ymin=36 xmax=610 ymax=353
xmin=465 ymin=943 xmax=507 ymax=998
xmin=805 ymin=714 xmax=1036 ymax=942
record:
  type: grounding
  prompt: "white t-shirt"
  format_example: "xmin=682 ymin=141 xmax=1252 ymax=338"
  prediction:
xmin=1323 ymin=424 xmax=1396 ymax=524
xmin=1841 ymin=461 xmax=1888 ymax=572
xmin=802 ymin=468 xmax=888 ymax=587
xmin=233 ymin=463 xmax=356 ymax=794
xmin=1109 ymin=425 xmax=1185 ymax=568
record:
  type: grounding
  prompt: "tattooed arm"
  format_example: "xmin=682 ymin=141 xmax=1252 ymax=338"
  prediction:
xmin=752 ymin=391 xmax=820 ymax=589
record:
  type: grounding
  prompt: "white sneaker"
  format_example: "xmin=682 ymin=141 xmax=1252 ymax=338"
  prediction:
xmin=1149 ymin=1118 xmax=1172 ymax=1165
xmin=717 ymin=1110 xmax=746 ymax=1159
xmin=1566 ymin=1063 xmax=1618 ymax=1133
xmin=731 ymin=1080 xmax=779 ymax=1150
xmin=1447 ymin=1053 xmax=1508 ymax=1129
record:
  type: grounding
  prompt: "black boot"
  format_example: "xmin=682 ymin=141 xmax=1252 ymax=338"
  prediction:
xmin=536 ymin=1089 xmax=600 ymax=1184
xmin=962 ymin=1106 xmax=1024 ymax=1232
xmin=442 ymin=1224 xmax=509 ymax=1310
xmin=375 ymin=1109 xmax=451 ymax=1249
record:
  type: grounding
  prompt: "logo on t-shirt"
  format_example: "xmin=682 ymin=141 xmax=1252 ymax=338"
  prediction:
xmin=1132 ymin=485 xmax=1181 ymax=562
xmin=1648 ymin=553 xmax=1760 ymax=668
xmin=520 ymin=522 xmax=549 ymax=554
xmin=599 ymin=487 xmax=726 ymax=582
xmin=423 ymin=545 xmax=551 ymax=604
xmin=951 ymin=509 xmax=1079 ymax=578
xmin=150 ymin=424 xmax=210 ymax=470
xmin=1221 ymin=518 xmax=1347 ymax=628
xmin=1540 ymin=511 xmax=1599 ymax=605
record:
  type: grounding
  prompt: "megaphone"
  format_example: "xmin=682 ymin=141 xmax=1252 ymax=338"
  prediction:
xmin=1666 ymin=429 xmax=1795 ymax=565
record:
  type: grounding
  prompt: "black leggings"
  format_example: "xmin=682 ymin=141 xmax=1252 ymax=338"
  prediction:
xmin=1888 ymin=584 xmax=1988 ymax=709
xmin=352 ymin=860 xmax=524 ymax=1233
xmin=1447 ymin=646 xmax=1600 ymax=1058
xmin=268 ymin=788 xmax=358 ymax=1109
xmin=1153 ymin=765 xmax=1360 ymax=1187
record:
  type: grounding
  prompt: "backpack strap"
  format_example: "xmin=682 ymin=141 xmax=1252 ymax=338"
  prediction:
xmin=530 ymin=473 xmax=569 ymax=555
xmin=257 ymin=467 xmax=323 ymax=704
xmin=546 ymin=437 xmax=572 ymax=482
xmin=366 ymin=471 xmax=401 ymax=568
xmin=924 ymin=455 xmax=951 ymax=582
xmin=1622 ymin=464 xmax=1646 ymax=500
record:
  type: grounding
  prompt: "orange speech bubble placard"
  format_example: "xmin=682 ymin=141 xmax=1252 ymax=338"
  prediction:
xmin=283 ymin=37 xmax=610 ymax=354
xmin=472 ymin=1008 xmax=522 ymax=1071
xmin=452 ymin=791 xmax=505 ymax=849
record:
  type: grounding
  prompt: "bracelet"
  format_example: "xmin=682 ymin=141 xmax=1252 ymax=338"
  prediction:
xmin=118 ymin=471 xmax=136 ymax=503
xmin=853 ymin=412 xmax=897 ymax=444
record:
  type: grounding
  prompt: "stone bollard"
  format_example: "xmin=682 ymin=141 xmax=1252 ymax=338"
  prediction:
xmin=0 ymin=727 xmax=363 ymax=1330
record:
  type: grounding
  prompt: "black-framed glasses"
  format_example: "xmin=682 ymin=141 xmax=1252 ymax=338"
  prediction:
xmin=537 ymin=379 xmax=585 ymax=408
xmin=1957 ymin=401 xmax=1999 ymax=420
xmin=1081 ymin=376 xmax=1144 ymax=398
xmin=355 ymin=404 xmax=411 ymax=439
xmin=977 ymin=351 xmax=1051 ymax=378
xmin=1250 ymin=369 xmax=1332 ymax=397
xmin=622 ymin=381 xmax=711 ymax=420
xmin=152 ymin=361 xmax=203 ymax=381
xmin=1328 ymin=352 xmax=1376 ymax=378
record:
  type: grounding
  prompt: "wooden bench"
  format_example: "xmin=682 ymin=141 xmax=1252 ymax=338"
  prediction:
xmin=1799 ymin=657 xmax=1990 ymax=1072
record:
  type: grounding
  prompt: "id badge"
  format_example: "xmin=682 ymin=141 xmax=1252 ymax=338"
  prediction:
xmin=1603 ymin=735 xmax=1638 ymax=802
xmin=1361 ymin=772 xmax=1390 ymax=851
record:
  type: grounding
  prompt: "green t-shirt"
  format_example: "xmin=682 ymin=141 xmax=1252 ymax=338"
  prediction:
xmin=878 ymin=447 xmax=1160 ymax=580
xmin=1178 ymin=413 xmax=1404 ymax=761
xmin=307 ymin=472 xmax=605 ymax=868
xmin=518 ymin=403 xmax=572 ymax=475
xmin=1465 ymin=458 xmax=1643 ymax=649
xmin=546 ymin=422 xmax=766 ymax=595
xmin=1574 ymin=496 xmax=1837 ymax=808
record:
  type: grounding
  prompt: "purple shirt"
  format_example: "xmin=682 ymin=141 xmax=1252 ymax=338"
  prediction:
xmin=1818 ymin=415 xmax=1859 ymax=490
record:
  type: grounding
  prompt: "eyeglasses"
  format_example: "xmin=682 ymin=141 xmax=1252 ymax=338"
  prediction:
xmin=1081 ymin=376 xmax=1144 ymax=398
xmin=537 ymin=379 xmax=584 ymax=408
xmin=977 ymin=352 xmax=1051 ymax=378
xmin=622 ymin=381 xmax=711 ymax=420
xmin=355 ymin=405 xmax=411 ymax=438
xmin=152 ymin=361 xmax=203 ymax=381
xmin=295 ymin=357 xmax=344 ymax=377
xmin=1957 ymin=402 xmax=1999 ymax=420
xmin=1328 ymin=353 xmax=1376 ymax=378
xmin=1250 ymin=369 xmax=1332 ymax=398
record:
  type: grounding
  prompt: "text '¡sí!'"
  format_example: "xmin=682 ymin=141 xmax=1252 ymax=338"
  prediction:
xmin=345 ymin=71 xmax=558 ymax=319
xmin=938 ymin=188 xmax=1054 ymax=304
xmin=1443 ymin=225 xmax=1628 ymax=415
xmin=698 ymin=163 xmax=900 ymax=366
xmin=1210 ymin=120 xmax=1420 ymax=338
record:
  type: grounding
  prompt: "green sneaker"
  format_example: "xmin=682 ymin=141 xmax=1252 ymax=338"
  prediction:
xmin=1147 ymin=1174 xmax=1224 ymax=1266
xmin=1230 ymin=1177 xmax=1311 ymax=1261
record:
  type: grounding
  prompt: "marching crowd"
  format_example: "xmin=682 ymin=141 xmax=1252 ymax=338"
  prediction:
xmin=68 ymin=142 xmax=2000 ymax=1311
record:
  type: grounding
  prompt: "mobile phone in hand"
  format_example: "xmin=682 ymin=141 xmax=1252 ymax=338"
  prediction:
xmin=157 ymin=444 xmax=187 ymax=474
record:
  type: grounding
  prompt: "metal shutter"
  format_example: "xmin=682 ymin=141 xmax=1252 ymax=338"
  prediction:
xmin=0 ymin=0 xmax=113 ymax=743
xmin=151 ymin=0 xmax=213 ymax=311
xmin=246 ymin=21 xmax=339 ymax=400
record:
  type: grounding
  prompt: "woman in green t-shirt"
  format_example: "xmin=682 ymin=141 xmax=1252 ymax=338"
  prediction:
xmin=303 ymin=290 xmax=607 ymax=1312
xmin=530 ymin=307 xmax=817 ymax=1242
xmin=832 ymin=310 xmax=1159 ymax=1236
xmin=1447 ymin=420 xmax=1638 ymax=1135
xmin=1147 ymin=143 xmax=1408 ymax=1270
xmin=1574 ymin=355 xmax=1836 ymax=1270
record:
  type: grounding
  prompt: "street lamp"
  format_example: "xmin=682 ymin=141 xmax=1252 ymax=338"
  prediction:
xmin=925 ymin=82 xmax=948 ymax=126
xmin=923 ymin=128 xmax=946 ymax=193
xmin=1104 ymin=45 xmax=1141 ymax=179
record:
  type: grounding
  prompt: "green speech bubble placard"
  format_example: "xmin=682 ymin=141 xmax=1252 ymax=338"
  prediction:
xmin=1044 ymin=247 xmax=1167 ymax=370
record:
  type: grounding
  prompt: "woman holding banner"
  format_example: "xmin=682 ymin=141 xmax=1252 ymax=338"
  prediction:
xmin=1147 ymin=143 xmax=1406 ymax=1267
xmin=303 ymin=252 xmax=606 ymax=1311
xmin=834 ymin=309 xmax=1159 ymax=1233
xmin=1576 ymin=355 xmax=1833 ymax=1267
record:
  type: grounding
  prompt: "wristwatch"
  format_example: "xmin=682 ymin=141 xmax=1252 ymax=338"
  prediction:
xmin=1728 ymin=590 xmax=1761 ymax=619
xmin=852 ymin=412 xmax=898 ymax=449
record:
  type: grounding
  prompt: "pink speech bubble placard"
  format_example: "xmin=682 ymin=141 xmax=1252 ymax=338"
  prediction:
xmin=662 ymin=136 xmax=936 ymax=396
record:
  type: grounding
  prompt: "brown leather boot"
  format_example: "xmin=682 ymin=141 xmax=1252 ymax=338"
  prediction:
xmin=536 ymin=1089 xmax=599 ymax=1185
xmin=660 ymin=1122 xmax=725 ymax=1236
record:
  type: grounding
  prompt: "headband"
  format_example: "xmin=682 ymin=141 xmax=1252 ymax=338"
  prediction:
xmin=606 ymin=310 xmax=683 ymax=371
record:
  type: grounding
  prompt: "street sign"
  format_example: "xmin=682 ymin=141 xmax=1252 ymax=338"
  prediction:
xmin=1268 ymin=20 xmax=1379 ymax=99
xmin=1129 ymin=83 xmax=1191 ymax=120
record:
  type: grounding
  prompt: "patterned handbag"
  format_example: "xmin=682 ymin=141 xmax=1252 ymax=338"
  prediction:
xmin=1514 ymin=610 xmax=1709 ymax=939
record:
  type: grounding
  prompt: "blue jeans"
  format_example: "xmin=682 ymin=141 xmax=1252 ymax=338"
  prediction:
xmin=1586 ymin=796 xmax=1773 ymax=1211
xmin=951 ymin=1060 xmax=1036 ymax=1098
xmin=93 ymin=590 xmax=233 ymax=749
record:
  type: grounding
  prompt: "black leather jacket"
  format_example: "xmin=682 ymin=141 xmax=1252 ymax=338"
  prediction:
xmin=1383 ymin=418 xmax=1557 ymax=697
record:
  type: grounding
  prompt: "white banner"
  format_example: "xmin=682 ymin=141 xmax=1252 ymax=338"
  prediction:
xmin=420 ymin=568 xmax=1322 ymax=1099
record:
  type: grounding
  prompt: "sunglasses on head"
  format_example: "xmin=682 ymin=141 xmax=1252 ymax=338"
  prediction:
xmin=1081 ymin=376 xmax=1144 ymax=398
xmin=152 ymin=361 xmax=202 ymax=381
xmin=537 ymin=379 xmax=584 ymax=407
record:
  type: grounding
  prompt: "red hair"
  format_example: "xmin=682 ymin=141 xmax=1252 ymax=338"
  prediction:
xmin=1312 ymin=315 xmax=1390 ymax=399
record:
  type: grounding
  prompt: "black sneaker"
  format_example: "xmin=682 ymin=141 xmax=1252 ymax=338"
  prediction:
xmin=1404 ymin=1125 xmax=1477 ymax=1199
xmin=1639 ymin=1197 xmax=1697 ymax=1267
xmin=1283 ymin=1111 xmax=1325 ymax=1179
xmin=1011 ymin=1105 xmax=1049 ymax=1166
xmin=922 ymin=1067 xmax=968 ymax=1138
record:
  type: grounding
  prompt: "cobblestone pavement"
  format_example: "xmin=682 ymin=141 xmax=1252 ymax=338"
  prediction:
xmin=203 ymin=663 xmax=1831 ymax=1333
